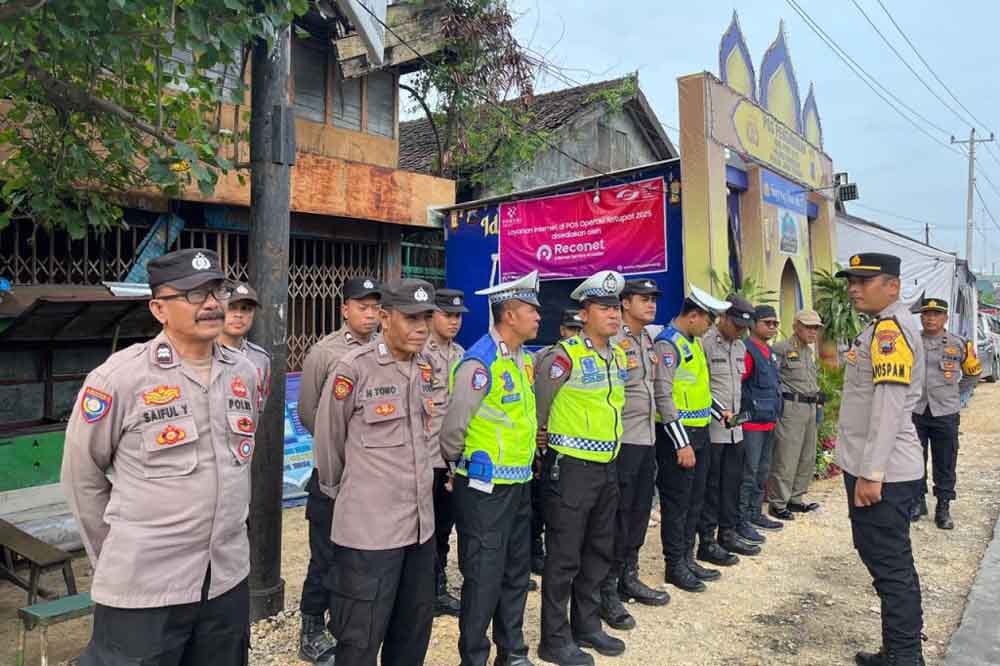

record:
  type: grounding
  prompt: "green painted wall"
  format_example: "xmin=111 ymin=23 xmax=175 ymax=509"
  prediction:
xmin=0 ymin=429 xmax=66 ymax=492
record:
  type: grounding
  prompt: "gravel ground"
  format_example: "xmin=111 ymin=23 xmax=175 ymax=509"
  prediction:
xmin=4 ymin=382 xmax=998 ymax=665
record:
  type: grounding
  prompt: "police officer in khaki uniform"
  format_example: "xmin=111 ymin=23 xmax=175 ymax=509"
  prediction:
xmin=62 ymin=249 xmax=260 ymax=665
xmin=767 ymin=309 xmax=824 ymax=521
xmin=220 ymin=282 xmax=272 ymax=411
xmin=425 ymin=287 xmax=468 ymax=617
xmin=835 ymin=253 xmax=926 ymax=666
xmin=295 ymin=276 xmax=381 ymax=662
xmin=699 ymin=295 xmax=760 ymax=561
xmin=911 ymin=297 xmax=981 ymax=529
xmin=530 ymin=308 xmax=583 ymax=577
xmin=601 ymin=279 xmax=669 ymax=632
xmin=313 ymin=279 xmax=439 ymax=666
xmin=440 ymin=272 xmax=540 ymax=666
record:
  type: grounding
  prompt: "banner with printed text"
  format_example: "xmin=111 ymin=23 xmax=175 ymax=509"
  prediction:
xmin=498 ymin=178 xmax=666 ymax=281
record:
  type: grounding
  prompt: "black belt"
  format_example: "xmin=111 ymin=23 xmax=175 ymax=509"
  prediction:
xmin=782 ymin=392 xmax=818 ymax=404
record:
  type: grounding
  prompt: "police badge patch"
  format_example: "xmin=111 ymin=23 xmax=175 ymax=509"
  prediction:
xmin=472 ymin=367 xmax=490 ymax=391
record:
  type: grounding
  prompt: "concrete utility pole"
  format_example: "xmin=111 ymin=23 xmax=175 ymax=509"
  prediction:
xmin=951 ymin=128 xmax=995 ymax=263
xmin=247 ymin=17 xmax=295 ymax=621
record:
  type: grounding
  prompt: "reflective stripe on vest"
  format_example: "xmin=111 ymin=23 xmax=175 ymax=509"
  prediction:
xmin=546 ymin=335 xmax=626 ymax=463
xmin=454 ymin=333 xmax=537 ymax=485
xmin=657 ymin=326 xmax=712 ymax=427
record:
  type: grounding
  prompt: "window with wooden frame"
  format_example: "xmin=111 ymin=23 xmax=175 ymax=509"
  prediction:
xmin=331 ymin=62 xmax=363 ymax=131
xmin=292 ymin=38 xmax=328 ymax=123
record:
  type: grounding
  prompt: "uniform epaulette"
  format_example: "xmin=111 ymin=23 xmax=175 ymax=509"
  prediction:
xmin=245 ymin=340 xmax=271 ymax=358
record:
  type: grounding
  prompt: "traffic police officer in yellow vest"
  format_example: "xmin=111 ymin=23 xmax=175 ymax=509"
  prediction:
xmin=600 ymin=279 xmax=669 ymax=632
xmin=534 ymin=270 xmax=628 ymax=666
xmin=835 ymin=253 xmax=926 ymax=666
xmin=653 ymin=285 xmax=731 ymax=593
xmin=62 ymin=249 xmax=261 ymax=665
xmin=219 ymin=282 xmax=272 ymax=412
xmin=440 ymin=271 xmax=540 ymax=666
xmin=911 ymin=297 xmax=981 ymax=528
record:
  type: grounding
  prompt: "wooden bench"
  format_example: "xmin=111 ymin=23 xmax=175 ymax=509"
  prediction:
xmin=0 ymin=518 xmax=77 ymax=605
xmin=16 ymin=592 xmax=94 ymax=666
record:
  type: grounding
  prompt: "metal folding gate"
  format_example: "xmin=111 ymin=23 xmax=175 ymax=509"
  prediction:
xmin=0 ymin=220 xmax=386 ymax=370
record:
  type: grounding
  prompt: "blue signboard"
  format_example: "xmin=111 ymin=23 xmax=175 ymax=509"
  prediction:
xmin=761 ymin=169 xmax=807 ymax=214
xmin=283 ymin=372 xmax=314 ymax=500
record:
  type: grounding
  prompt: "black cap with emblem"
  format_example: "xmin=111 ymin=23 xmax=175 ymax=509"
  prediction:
xmin=835 ymin=252 xmax=902 ymax=278
xmin=918 ymin=297 xmax=948 ymax=313
xmin=435 ymin=288 xmax=469 ymax=313
xmin=725 ymin=294 xmax=755 ymax=328
xmin=344 ymin=277 xmax=382 ymax=301
xmin=230 ymin=282 xmax=259 ymax=306
xmin=148 ymin=249 xmax=226 ymax=291
xmin=561 ymin=308 xmax=584 ymax=330
xmin=621 ymin=278 xmax=662 ymax=298
xmin=382 ymin=279 xmax=439 ymax=314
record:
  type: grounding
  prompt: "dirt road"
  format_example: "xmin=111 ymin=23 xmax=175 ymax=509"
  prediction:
xmin=4 ymin=383 xmax=999 ymax=665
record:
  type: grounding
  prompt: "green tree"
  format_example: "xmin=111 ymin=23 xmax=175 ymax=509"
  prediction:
xmin=0 ymin=0 xmax=308 ymax=237
xmin=813 ymin=265 xmax=863 ymax=345
xmin=708 ymin=268 xmax=777 ymax=304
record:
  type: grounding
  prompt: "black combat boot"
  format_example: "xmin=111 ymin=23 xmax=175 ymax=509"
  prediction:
xmin=685 ymin=548 xmax=721 ymax=581
xmin=619 ymin=562 xmax=670 ymax=606
xmin=855 ymin=648 xmax=886 ymax=665
xmin=494 ymin=648 xmax=535 ymax=666
xmin=598 ymin=572 xmax=635 ymax=630
xmin=537 ymin=641 xmax=594 ymax=666
xmin=434 ymin=571 xmax=461 ymax=617
xmin=935 ymin=499 xmax=954 ymax=530
xmin=665 ymin=560 xmax=706 ymax=592
xmin=298 ymin=613 xmax=337 ymax=664
xmin=572 ymin=629 xmax=626 ymax=657
xmin=719 ymin=529 xmax=761 ymax=556
xmin=697 ymin=538 xmax=739 ymax=566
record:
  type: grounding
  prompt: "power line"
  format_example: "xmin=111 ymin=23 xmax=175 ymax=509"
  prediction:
xmin=784 ymin=0 xmax=960 ymax=153
xmin=974 ymin=182 xmax=1000 ymax=234
xmin=875 ymin=0 xmax=992 ymax=133
xmin=850 ymin=0 xmax=975 ymax=133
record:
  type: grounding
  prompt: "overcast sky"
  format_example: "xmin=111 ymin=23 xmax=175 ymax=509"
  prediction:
xmin=504 ymin=0 xmax=1000 ymax=273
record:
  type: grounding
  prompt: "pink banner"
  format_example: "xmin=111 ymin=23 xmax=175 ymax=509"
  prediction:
xmin=498 ymin=178 xmax=666 ymax=281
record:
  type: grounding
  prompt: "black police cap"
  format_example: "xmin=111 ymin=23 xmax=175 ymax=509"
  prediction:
xmin=382 ymin=279 xmax=439 ymax=314
xmin=148 ymin=249 xmax=226 ymax=291
xmin=344 ymin=277 xmax=382 ymax=301
xmin=435 ymin=288 xmax=469 ymax=313
xmin=835 ymin=253 xmax=902 ymax=278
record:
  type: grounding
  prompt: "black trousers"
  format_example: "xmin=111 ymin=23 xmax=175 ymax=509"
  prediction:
xmin=531 ymin=477 xmax=545 ymax=554
xmin=433 ymin=467 xmax=457 ymax=578
xmin=540 ymin=454 xmax=619 ymax=648
xmin=81 ymin=572 xmax=249 ymax=666
xmin=844 ymin=473 xmax=924 ymax=657
xmin=913 ymin=410 xmax=960 ymax=501
xmin=656 ymin=425 xmax=710 ymax=562
xmin=328 ymin=539 xmax=435 ymax=666
xmin=302 ymin=468 xmax=336 ymax=617
xmin=453 ymin=476 xmax=532 ymax=666
xmin=613 ymin=443 xmax=656 ymax=569
xmin=700 ymin=440 xmax=746 ymax=540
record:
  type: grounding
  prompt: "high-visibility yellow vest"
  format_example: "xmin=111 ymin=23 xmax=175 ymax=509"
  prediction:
xmin=656 ymin=325 xmax=712 ymax=426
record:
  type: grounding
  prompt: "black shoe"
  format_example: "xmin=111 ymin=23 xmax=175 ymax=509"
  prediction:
xmin=495 ymin=649 xmax=534 ymax=666
xmin=537 ymin=642 xmax=595 ymax=666
xmin=619 ymin=564 xmax=670 ymax=606
xmin=528 ymin=577 xmax=539 ymax=592
xmin=751 ymin=514 xmax=784 ymax=531
xmin=599 ymin=575 xmax=635 ymax=630
xmin=935 ymin=499 xmax=954 ymax=530
xmin=736 ymin=522 xmax=766 ymax=544
xmin=769 ymin=506 xmax=796 ymax=521
xmin=298 ymin=613 xmax=337 ymax=663
xmin=665 ymin=562 xmax=706 ymax=592
xmin=697 ymin=540 xmax=739 ymax=566
xmin=686 ymin=550 xmax=721 ymax=581
xmin=855 ymin=648 xmax=886 ymax=666
xmin=788 ymin=501 xmax=820 ymax=513
xmin=719 ymin=529 xmax=762 ymax=556
xmin=573 ymin=629 xmax=626 ymax=657
xmin=434 ymin=573 xmax=461 ymax=617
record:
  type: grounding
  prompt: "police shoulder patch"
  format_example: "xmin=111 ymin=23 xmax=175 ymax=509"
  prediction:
xmin=660 ymin=342 xmax=679 ymax=368
xmin=871 ymin=318 xmax=913 ymax=386
xmin=550 ymin=355 xmax=571 ymax=379
xmin=471 ymin=367 xmax=490 ymax=391
xmin=333 ymin=375 xmax=354 ymax=400
xmin=81 ymin=386 xmax=112 ymax=423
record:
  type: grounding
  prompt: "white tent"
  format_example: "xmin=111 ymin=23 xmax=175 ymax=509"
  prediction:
xmin=836 ymin=213 xmax=977 ymax=343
